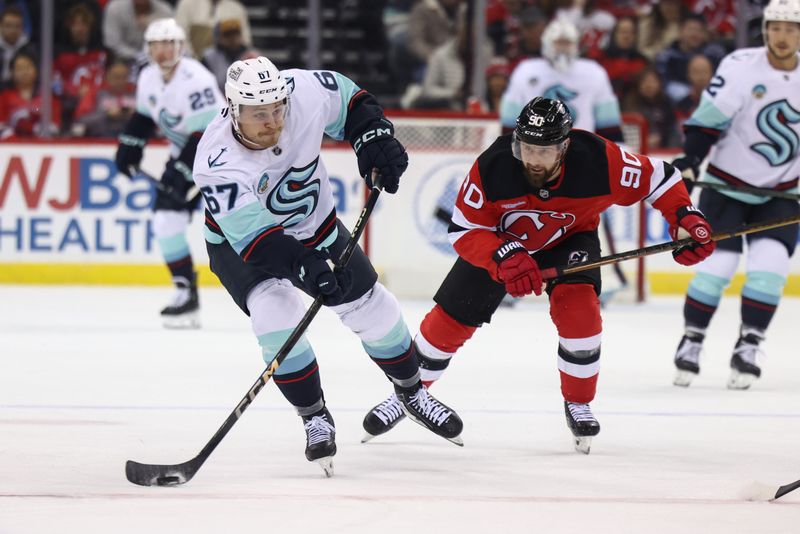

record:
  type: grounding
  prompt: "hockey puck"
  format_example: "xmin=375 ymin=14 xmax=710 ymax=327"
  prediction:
xmin=156 ymin=475 xmax=181 ymax=486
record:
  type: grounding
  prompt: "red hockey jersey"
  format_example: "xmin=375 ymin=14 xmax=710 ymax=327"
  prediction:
xmin=449 ymin=130 xmax=692 ymax=280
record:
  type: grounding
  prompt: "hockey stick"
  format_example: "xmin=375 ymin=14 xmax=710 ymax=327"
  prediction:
xmin=125 ymin=173 xmax=382 ymax=487
xmin=741 ymin=478 xmax=800 ymax=501
xmin=693 ymin=180 xmax=800 ymax=201
xmin=131 ymin=167 xmax=202 ymax=207
xmin=540 ymin=213 xmax=800 ymax=280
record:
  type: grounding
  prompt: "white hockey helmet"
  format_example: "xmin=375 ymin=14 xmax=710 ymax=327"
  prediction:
xmin=225 ymin=56 xmax=288 ymax=134
xmin=144 ymin=18 xmax=186 ymax=71
xmin=541 ymin=17 xmax=580 ymax=73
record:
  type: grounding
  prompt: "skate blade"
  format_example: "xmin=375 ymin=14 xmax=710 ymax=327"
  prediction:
xmin=673 ymin=369 xmax=697 ymax=387
xmin=404 ymin=412 xmax=464 ymax=447
xmin=574 ymin=436 xmax=592 ymax=454
xmin=727 ymin=369 xmax=756 ymax=390
xmin=361 ymin=432 xmax=377 ymax=444
xmin=316 ymin=457 xmax=334 ymax=477
xmin=162 ymin=312 xmax=201 ymax=329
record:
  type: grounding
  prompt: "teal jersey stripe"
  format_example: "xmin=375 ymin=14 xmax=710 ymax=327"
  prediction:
xmin=685 ymin=98 xmax=733 ymax=131
xmin=217 ymin=201 xmax=282 ymax=254
xmin=184 ymin=108 xmax=219 ymax=134
xmin=258 ymin=330 xmax=314 ymax=373
xmin=594 ymin=100 xmax=622 ymax=129
xmin=324 ymin=73 xmax=361 ymax=140
xmin=500 ymin=98 xmax=523 ymax=129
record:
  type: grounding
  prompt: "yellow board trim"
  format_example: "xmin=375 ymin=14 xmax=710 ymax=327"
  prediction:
xmin=0 ymin=264 xmax=220 ymax=286
xmin=1 ymin=264 xmax=799 ymax=295
xmin=648 ymin=272 xmax=800 ymax=296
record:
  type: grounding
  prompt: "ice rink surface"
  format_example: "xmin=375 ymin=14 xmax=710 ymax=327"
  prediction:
xmin=1 ymin=286 xmax=799 ymax=533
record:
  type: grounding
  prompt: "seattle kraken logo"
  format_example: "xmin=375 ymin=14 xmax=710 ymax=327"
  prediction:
xmin=543 ymin=85 xmax=579 ymax=122
xmin=751 ymin=99 xmax=800 ymax=166
xmin=267 ymin=157 xmax=320 ymax=227
xmin=158 ymin=109 xmax=185 ymax=147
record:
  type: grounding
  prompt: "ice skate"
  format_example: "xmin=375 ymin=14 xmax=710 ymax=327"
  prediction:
xmin=361 ymin=393 xmax=406 ymax=443
xmin=727 ymin=330 xmax=764 ymax=390
xmin=564 ymin=401 xmax=600 ymax=454
xmin=160 ymin=274 xmax=200 ymax=329
xmin=673 ymin=333 xmax=703 ymax=387
xmin=394 ymin=382 xmax=463 ymax=446
xmin=302 ymin=407 xmax=336 ymax=477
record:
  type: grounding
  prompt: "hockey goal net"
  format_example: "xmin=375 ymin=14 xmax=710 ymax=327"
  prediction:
xmin=367 ymin=111 xmax=648 ymax=302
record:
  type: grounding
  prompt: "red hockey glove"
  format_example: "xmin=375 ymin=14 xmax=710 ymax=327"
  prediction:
xmin=670 ymin=206 xmax=716 ymax=266
xmin=494 ymin=241 xmax=544 ymax=297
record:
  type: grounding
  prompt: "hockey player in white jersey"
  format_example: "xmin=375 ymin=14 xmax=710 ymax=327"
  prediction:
xmin=672 ymin=0 xmax=800 ymax=390
xmin=499 ymin=17 xmax=623 ymax=143
xmin=114 ymin=18 xmax=224 ymax=329
xmin=192 ymin=57 xmax=464 ymax=476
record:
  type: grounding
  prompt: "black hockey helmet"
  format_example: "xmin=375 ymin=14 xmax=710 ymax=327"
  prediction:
xmin=514 ymin=97 xmax=573 ymax=146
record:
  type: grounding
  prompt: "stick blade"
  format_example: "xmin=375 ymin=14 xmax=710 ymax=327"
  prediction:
xmin=739 ymin=481 xmax=779 ymax=501
xmin=125 ymin=458 xmax=198 ymax=487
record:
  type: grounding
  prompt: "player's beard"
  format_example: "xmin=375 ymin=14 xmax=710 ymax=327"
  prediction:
xmin=524 ymin=161 xmax=561 ymax=189
xmin=768 ymin=42 xmax=800 ymax=62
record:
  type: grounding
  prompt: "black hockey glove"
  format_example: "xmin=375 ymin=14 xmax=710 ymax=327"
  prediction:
xmin=115 ymin=134 xmax=146 ymax=177
xmin=155 ymin=160 xmax=196 ymax=210
xmin=671 ymin=155 xmax=702 ymax=193
xmin=295 ymin=249 xmax=353 ymax=306
xmin=353 ymin=119 xmax=408 ymax=194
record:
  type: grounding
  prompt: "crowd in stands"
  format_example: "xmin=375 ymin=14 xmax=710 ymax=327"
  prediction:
xmin=0 ymin=0 xmax=769 ymax=149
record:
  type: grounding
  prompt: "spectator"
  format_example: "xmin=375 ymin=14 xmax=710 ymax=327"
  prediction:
xmin=674 ymin=53 xmax=714 ymax=125
xmin=1 ymin=6 xmax=35 ymax=87
xmin=483 ymin=57 xmax=510 ymax=113
xmin=0 ymin=52 xmax=61 ymax=138
xmin=175 ymin=0 xmax=251 ymax=58
xmin=485 ymin=0 xmax=535 ymax=59
xmin=637 ymin=0 xmax=687 ymax=60
xmin=102 ymin=0 xmax=173 ymax=63
xmin=201 ymin=18 xmax=257 ymax=91
xmin=655 ymin=14 xmax=726 ymax=104
xmin=596 ymin=15 xmax=649 ymax=102
xmin=0 ymin=1 xmax=37 ymax=42
xmin=71 ymin=58 xmax=136 ymax=137
xmin=556 ymin=0 xmax=617 ymax=58
xmin=507 ymin=6 xmax=546 ymax=70
xmin=408 ymin=0 xmax=462 ymax=82
xmin=383 ymin=0 xmax=417 ymax=89
xmin=414 ymin=5 xmax=491 ymax=110
xmin=622 ymin=66 xmax=678 ymax=149
xmin=54 ymin=3 xmax=108 ymax=128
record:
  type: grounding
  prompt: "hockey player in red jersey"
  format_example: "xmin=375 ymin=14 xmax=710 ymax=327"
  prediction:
xmin=361 ymin=97 xmax=716 ymax=453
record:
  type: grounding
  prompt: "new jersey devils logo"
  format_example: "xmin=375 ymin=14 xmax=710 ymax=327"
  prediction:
xmin=499 ymin=210 xmax=576 ymax=252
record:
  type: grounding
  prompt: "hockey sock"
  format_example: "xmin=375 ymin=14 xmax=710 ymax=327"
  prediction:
xmin=741 ymin=271 xmax=785 ymax=331
xmin=274 ymin=360 xmax=323 ymax=409
xmin=166 ymin=254 xmax=194 ymax=283
xmin=416 ymin=305 xmax=478 ymax=387
xmin=684 ymin=271 xmax=728 ymax=329
xmin=550 ymin=284 xmax=601 ymax=404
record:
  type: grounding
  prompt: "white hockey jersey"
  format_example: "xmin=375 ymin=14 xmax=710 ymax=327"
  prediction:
xmin=686 ymin=47 xmax=800 ymax=204
xmin=499 ymin=57 xmax=621 ymax=133
xmin=193 ymin=68 xmax=361 ymax=256
xmin=135 ymin=57 xmax=224 ymax=158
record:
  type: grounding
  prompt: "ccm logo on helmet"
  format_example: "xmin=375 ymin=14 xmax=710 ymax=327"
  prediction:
xmin=528 ymin=114 xmax=545 ymax=127
xmin=353 ymin=127 xmax=392 ymax=152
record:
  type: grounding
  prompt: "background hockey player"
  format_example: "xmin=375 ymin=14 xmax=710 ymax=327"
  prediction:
xmin=114 ymin=18 xmax=224 ymax=328
xmin=361 ymin=97 xmax=715 ymax=454
xmin=498 ymin=16 xmax=628 ymax=303
xmin=192 ymin=56 xmax=463 ymax=476
xmin=671 ymin=0 xmax=800 ymax=390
